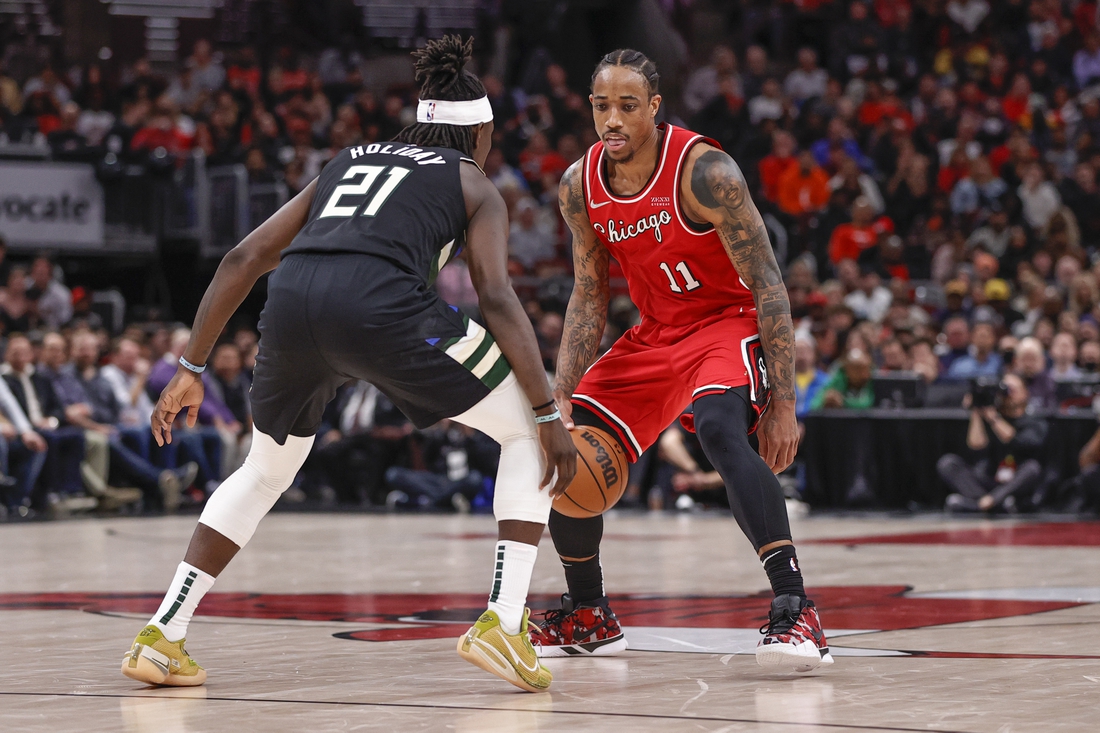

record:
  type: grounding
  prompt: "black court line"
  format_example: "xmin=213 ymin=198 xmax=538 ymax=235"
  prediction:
xmin=0 ymin=691 xmax=975 ymax=733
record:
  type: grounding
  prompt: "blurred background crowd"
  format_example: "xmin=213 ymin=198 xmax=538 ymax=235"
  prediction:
xmin=4 ymin=0 xmax=1100 ymax=519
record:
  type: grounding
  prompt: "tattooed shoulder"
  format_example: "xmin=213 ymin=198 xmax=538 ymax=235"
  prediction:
xmin=689 ymin=148 xmax=748 ymax=213
xmin=558 ymin=159 xmax=587 ymax=220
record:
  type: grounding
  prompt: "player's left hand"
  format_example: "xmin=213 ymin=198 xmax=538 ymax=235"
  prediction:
xmin=756 ymin=403 xmax=799 ymax=474
xmin=152 ymin=367 xmax=205 ymax=447
xmin=537 ymin=418 xmax=578 ymax=497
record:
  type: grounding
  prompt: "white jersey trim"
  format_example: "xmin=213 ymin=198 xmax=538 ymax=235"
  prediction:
xmin=672 ymin=134 xmax=716 ymax=238
xmin=590 ymin=125 xmax=674 ymax=205
xmin=571 ymin=394 xmax=643 ymax=458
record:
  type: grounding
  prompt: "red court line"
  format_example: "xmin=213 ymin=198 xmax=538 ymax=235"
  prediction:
xmin=807 ymin=522 xmax=1100 ymax=547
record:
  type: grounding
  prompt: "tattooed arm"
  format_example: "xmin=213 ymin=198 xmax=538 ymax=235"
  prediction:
xmin=554 ymin=160 xmax=611 ymax=428
xmin=682 ymin=145 xmax=799 ymax=472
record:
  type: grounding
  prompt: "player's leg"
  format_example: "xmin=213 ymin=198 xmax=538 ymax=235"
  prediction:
xmin=121 ymin=428 xmax=315 ymax=687
xmin=123 ymin=256 xmax=340 ymax=686
xmin=536 ymin=336 xmax=687 ymax=657
xmin=691 ymin=387 xmax=832 ymax=672
xmin=448 ymin=372 xmax=554 ymax=692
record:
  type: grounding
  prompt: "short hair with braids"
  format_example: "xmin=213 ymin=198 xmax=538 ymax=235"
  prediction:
xmin=395 ymin=35 xmax=487 ymax=157
xmin=591 ymin=49 xmax=660 ymax=98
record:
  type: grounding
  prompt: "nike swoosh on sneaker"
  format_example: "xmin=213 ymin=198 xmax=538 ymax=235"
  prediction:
xmin=491 ymin=636 xmax=540 ymax=674
xmin=589 ymin=199 xmax=612 ymax=208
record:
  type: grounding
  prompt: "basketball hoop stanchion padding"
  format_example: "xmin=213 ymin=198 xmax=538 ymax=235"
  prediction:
xmin=552 ymin=426 xmax=630 ymax=518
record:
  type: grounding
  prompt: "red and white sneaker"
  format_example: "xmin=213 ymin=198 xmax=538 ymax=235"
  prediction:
xmin=529 ymin=594 xmax=628 ymax=658
xmin=755 ymin=594 xmax=834 ymax=672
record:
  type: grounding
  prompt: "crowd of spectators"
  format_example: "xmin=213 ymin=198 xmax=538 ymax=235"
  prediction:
xmin=7 ymin=2 xmax=1100 ymax=516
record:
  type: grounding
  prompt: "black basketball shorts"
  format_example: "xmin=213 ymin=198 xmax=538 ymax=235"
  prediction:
xmin=250 ymin=253 xmax=511 ymax=444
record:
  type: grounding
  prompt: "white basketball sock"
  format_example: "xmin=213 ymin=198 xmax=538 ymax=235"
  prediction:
xmin=149 ymin=562 xmax=216 ymax=642
xmin=486 ymin=540 xmax=538 ymax=635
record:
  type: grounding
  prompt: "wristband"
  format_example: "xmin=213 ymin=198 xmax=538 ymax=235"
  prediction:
xmin=179 ymin=356 xmax=206 ymax=374
xmin=534 ymin=409 xmax=561 ymax=424
xmin=532 ymin=399 xmax=555 ymax=412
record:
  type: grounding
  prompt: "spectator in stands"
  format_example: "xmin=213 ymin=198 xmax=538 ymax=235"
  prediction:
xmin=776 ymin=149 xmax=831 ymax=215
xmin=758 ymin=130 xmax=797 ymax=204
xmin=785 ymin=47 xmax=828 ymax=106
xmin=508 ymin=198 xmax=557 ymax=271
xmin=383 ymin=420 xmax=495 ymax=513
xmin=829 ymin=197 xmax=885 ymax=265
xmin=984 ymin=279 xmax=1024 ymax=332
xmin=1050 ymin=333 xmax=1081 ymax=380
xmin=795 ymin=336 xmax=829 ymax=420
xmin=187 ymin=39 xmax=225 ymax=94
xmin=1079 ymin=340 xmax=1100 ymax=373
xmin=812 ymin=348 xmax=875 ymax=410
xmin=951 ymin=157 xmax=1008 ymax=218
xmin=748 ymin=78 xmax=786 ymax=126
xmin=938 ymin=373 xmax=1048 ymax=513
xmin=829 ymin=155 xmax=884 ymax=214
xmin=42 ymin=332 xmax=195 ymax=510
xmin=910 ymin=339 xmax=941 ymax=384
xmin=100 ymin=337 xmax=153 ymax=428
xmin=208 ymin=342 xmax=252 ymax=473
xmin=844 ymin=266 xmax=892 ymax=322
xmin=878 ymin=338 xmax=910 ymax=372
xmin=811 ymin=118 xmax=871 ymax=172
xmin=1074 ymin=33 xmax=1100 ymax=91
xmin=683 ymin=45 xmax=740 ymax=118
xmin=939 ymin=316 xmax=973 ymax=373
xmin=299 ymin=381 xmax=415 ymax=505
xmin=1 ymin=334 xmax=86 ymax=505
xmin=0 ymin=373 xmax=46 ymax=516
xmin=946 ymin=321 xmax=1002 ymax=380
xmin=1018 ymin=162 xmax=1062 ymax=232
xmin=1012 ymin=337 xmax=1057 ymax=410
xmin=28 ymin=256 xmax=72 ymax=330
xmin=966 ymin=204 xmax=1011 ymax=257
xmin=0 ymin=266 xmax=38 ymax=334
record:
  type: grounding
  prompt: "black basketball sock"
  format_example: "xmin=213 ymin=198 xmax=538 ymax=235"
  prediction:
xmin=761 ymin=544 xmax=806 ymax=599
xmin=561 ymin=554 xmax=605 ymax=606
xmin=548 ymin=511 xmax=606 ymax=606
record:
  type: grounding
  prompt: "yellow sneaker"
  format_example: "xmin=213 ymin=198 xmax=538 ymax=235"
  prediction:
xmin=457 ymin=609 xmax=552 ymax=693
xmin=121 ymin=625 xmax=207 ymax=687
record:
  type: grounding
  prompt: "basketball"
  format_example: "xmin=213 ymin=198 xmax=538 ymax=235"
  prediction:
xmin=552 ymin=426 xmax=630 ymax=518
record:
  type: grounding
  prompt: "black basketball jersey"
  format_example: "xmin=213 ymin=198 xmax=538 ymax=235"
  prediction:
xmin=283 ymin=142 xmax=470 ymax=284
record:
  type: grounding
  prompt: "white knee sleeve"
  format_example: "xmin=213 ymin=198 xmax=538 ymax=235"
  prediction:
xmin=198 ymin=427 xmax=315 ymax=547
xmin=451 ymin=372 xmax=552 ymax=524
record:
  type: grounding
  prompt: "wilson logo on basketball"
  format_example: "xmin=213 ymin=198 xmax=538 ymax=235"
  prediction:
xmin=581 ymin=430 xmax=619 ymax=488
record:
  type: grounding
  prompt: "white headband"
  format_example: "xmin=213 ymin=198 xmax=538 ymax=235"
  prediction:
xmin=416 ymin=97 xmax=494 ymax=126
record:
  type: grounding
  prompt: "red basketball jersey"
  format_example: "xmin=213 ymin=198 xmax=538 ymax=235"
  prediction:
xmin=582 ymin=123 xmax=756 ymax=338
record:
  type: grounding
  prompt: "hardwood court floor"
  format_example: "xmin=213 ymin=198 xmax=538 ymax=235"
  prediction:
xmin=1 ymin=511 xmax=1097 ymax=732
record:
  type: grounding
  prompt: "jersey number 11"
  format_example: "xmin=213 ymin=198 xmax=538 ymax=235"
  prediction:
xmin=318 ymin=165 xmax=411 ymax=219
xmin=659 ymin=261 xmax=702 ymax=293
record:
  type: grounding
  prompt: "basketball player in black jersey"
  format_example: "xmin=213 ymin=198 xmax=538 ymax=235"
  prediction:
xmin=120 ymin=37 xmax=574 ymax=694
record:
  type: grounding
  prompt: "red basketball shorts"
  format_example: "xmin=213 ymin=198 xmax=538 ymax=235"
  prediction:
xmin=572 ymin=315 xmax=769 ymax=462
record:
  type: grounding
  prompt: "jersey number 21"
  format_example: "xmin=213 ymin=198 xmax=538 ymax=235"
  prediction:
xmin=318 ymin=165 xmax=411 ymax=219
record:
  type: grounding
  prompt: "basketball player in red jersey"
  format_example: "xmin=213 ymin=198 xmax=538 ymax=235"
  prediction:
xmin=529 ymin=49 xmax=833 ymax=672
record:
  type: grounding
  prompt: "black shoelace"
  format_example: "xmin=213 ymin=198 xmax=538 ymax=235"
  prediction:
xmin=759 ymin=608 xmax=800 ymax=636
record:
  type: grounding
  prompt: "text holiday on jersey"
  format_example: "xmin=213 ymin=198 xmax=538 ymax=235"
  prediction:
xmin=349 ymin=143 xmax=446 ymax=166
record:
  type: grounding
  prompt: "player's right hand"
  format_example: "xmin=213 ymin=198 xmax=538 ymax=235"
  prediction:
xmin=538 ymin=418 xmax=577 ymax=498
xmin=552 ymin=387 xmax=575 ymax=429
xmin=152 ymin=367 xmax=205 ymax=447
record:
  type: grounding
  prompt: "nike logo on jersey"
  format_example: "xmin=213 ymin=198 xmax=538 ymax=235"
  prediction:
xmin=589 ymin=199 xmax=612 ymax=208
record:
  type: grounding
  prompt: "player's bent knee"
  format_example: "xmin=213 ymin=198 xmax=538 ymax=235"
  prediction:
xmin=493 ymin=434 xmax=552 ymax=524
xmin=199 ymin=429 xmax=315 ymax=548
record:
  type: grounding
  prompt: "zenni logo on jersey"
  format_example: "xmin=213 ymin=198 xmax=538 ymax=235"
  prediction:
xmin=592 ymin=209 xmax=673 ymax=244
